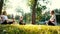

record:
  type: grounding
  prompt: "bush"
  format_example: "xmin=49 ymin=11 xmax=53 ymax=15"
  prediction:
xmin=0 ymin=24 xmax=60 ymax=34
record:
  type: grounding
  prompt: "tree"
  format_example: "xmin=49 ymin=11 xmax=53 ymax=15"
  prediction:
xmin=23 ymin=13 xmax=32 ymax=24
xmin=31 ymin=0 xmax=37 ymax=24
xmin=15 ymin=7 xmax=24 ymax=16
xmin=28 ymin=0 xmax=50 ymax=24
xmin=0 ymin=0 xmax=4 ymax=15
xmin=28 ymin=0 xmax=38 ymax=24
xmin=36 ymin=4 xmax=47 ymax=23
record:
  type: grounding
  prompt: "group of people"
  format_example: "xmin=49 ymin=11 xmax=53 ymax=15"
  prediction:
xmin=0 ymin=10 xmax=57 ymax=25
xmin=0 ymin=11 xmax=25 ymax=25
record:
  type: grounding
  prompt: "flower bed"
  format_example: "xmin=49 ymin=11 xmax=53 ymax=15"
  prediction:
xmin=0 ymin=24 xmax=60 ymax=34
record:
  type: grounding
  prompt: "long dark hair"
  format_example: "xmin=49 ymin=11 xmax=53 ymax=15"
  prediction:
xmin=51 ymin=10 xmax=55 ymax=15
xmin=3 ymin=11 xmax=7 ymax=15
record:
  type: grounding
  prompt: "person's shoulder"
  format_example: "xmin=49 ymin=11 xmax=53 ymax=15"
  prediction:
xmin=1 ymin=15 xmax=7 ymax=18
xmin=0 ymin=15 xmax=4 ymax=17
xmin=52 ymin=15 xmax=55 ymax=17
xmin=4 ymin=15 xmax=8 ymax=17
xmin=53 ymin=15 xmax=55 ymax=17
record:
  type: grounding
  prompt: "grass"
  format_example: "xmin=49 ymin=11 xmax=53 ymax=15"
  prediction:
xmin=0 ymin=24 xmax=60 ymax=34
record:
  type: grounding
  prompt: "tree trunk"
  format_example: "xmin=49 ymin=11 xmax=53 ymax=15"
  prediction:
xmin=0 ymin=0 xmax=4 ymax=15
xmin=32 ymin=0 xmax=37 ymax=24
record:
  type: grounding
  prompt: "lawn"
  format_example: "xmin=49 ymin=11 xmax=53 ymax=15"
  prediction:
xmin=0 ymin=24 xmax=60 ymax=34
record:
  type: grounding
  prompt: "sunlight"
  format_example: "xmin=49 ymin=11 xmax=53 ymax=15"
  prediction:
xmin=5 ymin=0 xmax=60 ymax=15
xmin=49 ymin=0 xmax=60 ymax=10
xmin=42 ymin=0 xmax=60 ymax=14
xmin=5 ymin=0 xmax=30 ymax=16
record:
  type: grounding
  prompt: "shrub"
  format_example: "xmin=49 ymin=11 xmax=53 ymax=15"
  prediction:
xmin=0 ymin=24 xmax=60 ymax=34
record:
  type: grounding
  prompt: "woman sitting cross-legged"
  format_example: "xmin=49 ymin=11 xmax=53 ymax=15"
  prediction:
xmin=0 ymin=11 xmax=15 ymax=24
xmin=46 ymin=10 xmax=57 ymax=26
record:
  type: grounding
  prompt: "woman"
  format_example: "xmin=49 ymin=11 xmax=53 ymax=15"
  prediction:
xmin=19 ymin=16 xmax=23 ymax=25
xmin=1 ymin=11 xmax=14 ymax=24
xmin=1 ymin=11 xmax=8 ymax=24
xmin=46 ymin=10 xmax=56 ymax=26
xmin=19 ymin=16 xmax=25 ymax=25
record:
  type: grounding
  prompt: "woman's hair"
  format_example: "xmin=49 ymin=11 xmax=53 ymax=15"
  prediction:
xmin=3 ymin=11 xmax=7 ymax=15
xmin=51 ymin=10 xmax=54 ymax=13
xmin=50 ymin=10 xmax=55 ymax=14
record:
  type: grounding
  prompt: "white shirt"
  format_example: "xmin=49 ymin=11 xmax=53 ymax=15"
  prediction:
xmin=0 ymin=15 xmax=8 ymax=23
xmin=19 ymin=16 xmax=23 ymax=20
xmin=50 ymin=15 xmax=55 ymax=22
xmin=50 ymin=15 xmax=57 ymax=25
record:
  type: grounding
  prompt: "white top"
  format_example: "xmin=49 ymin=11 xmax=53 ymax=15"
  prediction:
xmin=19 ymin=16 xmax=23 ymax=20
xmin=50 ymin=15 xmax=57 ymax=25
xmin=50 ymin=15 xmax=55 ymax=22
xmin=0 ymin=15 xmax=8 ymax=23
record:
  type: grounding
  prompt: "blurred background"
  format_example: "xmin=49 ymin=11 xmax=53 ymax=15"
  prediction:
xmin=0 ymin=0 xmax=60 ymax=25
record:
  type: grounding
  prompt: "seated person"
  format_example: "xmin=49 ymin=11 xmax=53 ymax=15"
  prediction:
xmin=19 ymin=16 xmax=25 ymax=25
xmin=19 ymin=16 xmax=23 ymax=25
xmin=46 ymin=10 xmax=57 ymax=26
xmin=0 ymin=11 xmax=14 ymax=24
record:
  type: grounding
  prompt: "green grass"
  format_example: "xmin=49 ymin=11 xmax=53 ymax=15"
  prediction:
xmin=0 ymin=24 xmax=60 ymax=34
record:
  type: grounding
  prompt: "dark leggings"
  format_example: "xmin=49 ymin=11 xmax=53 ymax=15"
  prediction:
xmin=1 ymin=20 xmax=7 ymax=24
xmin=8 ymin=22 xmax=13 ymax=24
xmin=2 ymin=20 xmax=13 ymax=24
xmin=19 ymin=20 xmax=25 ymax=25
xmin=19 ymin=20 xmax=23 ymax=25
xmin=48 ymin=21 xmax=55 ymax=26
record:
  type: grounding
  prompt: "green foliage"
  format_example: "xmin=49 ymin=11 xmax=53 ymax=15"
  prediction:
xmin=28 ymin=0 xmax=35 ymax=6
xmin=54 ymin=9 xmax=60 ymax=14
xmin=7 ymin=15 xmax=12 ymax=19
xmin=15 ymin=15 xmax=20 ymax=20
xmin=28 ymin=0 xmax=50 ymax=23
xmin=0 ymin=25 xmax=60 ymax=34
xmin=56 ymin=15 xmax=60 ymax=24
xmin=23 ymin=13 xmax=32 ymax=24
xmin=0 ymin=0 xmax=4 ymax=15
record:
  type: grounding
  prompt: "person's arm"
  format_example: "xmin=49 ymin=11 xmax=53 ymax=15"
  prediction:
xmin=5 ymin=16 xmax=8 ymax=23
xmin=50 ymin=19 xmax=55 ymax=22
xmin=50 ymin=15 xmax=55 ymax=22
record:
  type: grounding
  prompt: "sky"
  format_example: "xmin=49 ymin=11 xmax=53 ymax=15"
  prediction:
xmin=39 ymin=0 xmax=60 ymax=14
xmin=5 ymin=0 xmax=30 ymax=16
xmin=4 ymin=0 xmax=60 ymax=16
xmin=49 ymin=0 xmax=60 ymax=10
